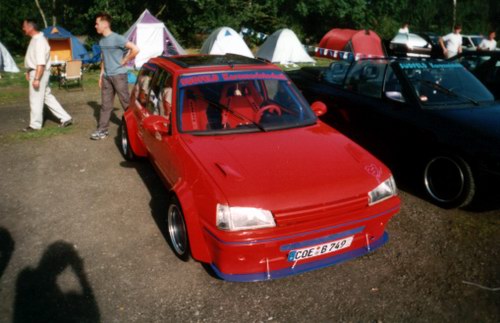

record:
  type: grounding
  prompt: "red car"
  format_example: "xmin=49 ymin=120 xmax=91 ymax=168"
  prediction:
xmin=121 ymin=54 xmax=400 ymax=282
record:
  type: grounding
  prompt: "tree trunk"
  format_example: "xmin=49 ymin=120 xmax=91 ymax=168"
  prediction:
xmin=452 ymin=0 xmax=457 ymax=28
xmin=52 ymin=0 xmax=57 ymax=25
xmin=34 ymin=0 xmax=48 ymax=28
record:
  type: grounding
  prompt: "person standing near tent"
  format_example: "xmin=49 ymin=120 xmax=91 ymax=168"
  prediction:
xmin=439 ymin=25 xmax=463 ymax=58
xmin=91 ymin=12 xmax=139 ymax=140
xmin=21 ymin=19 xmax=73 ymax=132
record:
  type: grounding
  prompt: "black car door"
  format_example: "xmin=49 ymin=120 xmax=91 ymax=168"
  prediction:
xmin=320 ymin=61 xmax=428 ymax=163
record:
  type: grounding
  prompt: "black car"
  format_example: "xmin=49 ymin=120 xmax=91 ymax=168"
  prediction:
xmin=288 ymin=58 xmax=500 ymax=208
xmin=450 ymin=51 xmax=500 ymax=99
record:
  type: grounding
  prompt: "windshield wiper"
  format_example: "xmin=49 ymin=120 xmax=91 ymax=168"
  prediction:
xmin=200 ymin=96 xmax=266 ymax=132
xmin=418 ymin=79 xmax=479 ymax=106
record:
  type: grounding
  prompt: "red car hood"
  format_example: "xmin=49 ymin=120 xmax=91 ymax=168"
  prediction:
xmin=181 ymin=124 xmax=391 ymax=211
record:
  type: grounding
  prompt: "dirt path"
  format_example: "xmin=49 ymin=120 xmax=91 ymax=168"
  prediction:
xmin=0 ymin=86 xmax=498 ymax=322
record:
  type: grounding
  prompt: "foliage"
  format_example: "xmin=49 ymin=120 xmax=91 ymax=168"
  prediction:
xmin=1 ymin=0 xmax=498 ymax=54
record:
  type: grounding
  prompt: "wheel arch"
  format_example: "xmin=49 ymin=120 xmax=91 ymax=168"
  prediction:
xmin=169 ymin=182 xmax=212 ymax=264
xmin=422 ymin=147 xmax=477 ymax=208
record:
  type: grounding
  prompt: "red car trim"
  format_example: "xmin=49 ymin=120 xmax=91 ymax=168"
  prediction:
xmin=279 ymin=226 xmax=364 ymax=251
xmin=203 ymin=204 xmax=399 ymax=246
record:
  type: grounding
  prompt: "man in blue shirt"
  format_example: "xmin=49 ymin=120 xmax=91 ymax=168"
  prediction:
xmin=91 ymin=12 xmax=139 ymax=140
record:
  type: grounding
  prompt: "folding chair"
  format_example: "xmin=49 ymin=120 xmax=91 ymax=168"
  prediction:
xmin=59 ymin=60 xmax=83 ymax=89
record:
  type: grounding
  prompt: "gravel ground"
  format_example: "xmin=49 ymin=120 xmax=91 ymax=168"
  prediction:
xmin=0 ymin=86 xmax=498 ymax=322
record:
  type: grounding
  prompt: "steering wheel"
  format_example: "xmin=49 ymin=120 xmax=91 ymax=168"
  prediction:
xmin=256 ymin=104 xmax=282 ymax=122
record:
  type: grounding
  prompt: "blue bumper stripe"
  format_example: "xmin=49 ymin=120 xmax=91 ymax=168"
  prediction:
xmin=210 ymin=232 xmax=389 ymax=282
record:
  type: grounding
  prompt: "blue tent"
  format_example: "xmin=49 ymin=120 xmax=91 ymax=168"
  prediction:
xmin=42 ymin=26 xmax=89 ymax=61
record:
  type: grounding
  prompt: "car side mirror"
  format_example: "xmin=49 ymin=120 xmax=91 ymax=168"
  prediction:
xmin=311 ymin=101 xmax=327 ymax=117
xmin=143 ymin=115 xmax=170 ymax=138
xmin=385 ymin=91 xmax=406 ymax=103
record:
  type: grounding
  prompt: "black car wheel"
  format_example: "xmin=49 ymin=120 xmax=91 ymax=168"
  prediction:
xmin=120 ymin=118 xmax=137 ymax=161
xmin=423 ymin=155 xmax=475 ymax=208
xmin=167 ymin=196 xmax=190 ymax=261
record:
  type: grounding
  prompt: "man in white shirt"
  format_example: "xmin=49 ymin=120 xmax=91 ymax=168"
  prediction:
xmin=398 ymin=23 xmax=409 ymax=34
xmin=22 ymin=18 xmax=72 ymax=132
xmin=478 ymin=31 xmax=497 ymax=51
xmin=439 ymin=25 xmax=463 ymax=58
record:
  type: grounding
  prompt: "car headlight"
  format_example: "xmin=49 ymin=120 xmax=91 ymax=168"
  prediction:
xmin=216 ymin=204 xmax=276 ymax=231
xmin=368 ymin=176 xmax=397 ymax=205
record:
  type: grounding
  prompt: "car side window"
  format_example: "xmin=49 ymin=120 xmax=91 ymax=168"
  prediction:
xmin=384 ymin=66 xmax=406 ymax=102
xmin=147 ymin=69 xmax=173 ymax=116
xmin=322 ymin=61 xmax=350 ymax=85
xmin=344 ymin=61 xmax=386 ymax=98
xmin=134 ymin=65 xmax=156 ymax=108
xmin=462 ymin=37 xmax=473 ymax=49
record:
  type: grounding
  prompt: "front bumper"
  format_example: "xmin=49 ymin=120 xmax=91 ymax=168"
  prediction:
xmin=203 ymin=203 xmax=399 ymax=282
xmin=211 ymin=232 xmax=388 ymax=282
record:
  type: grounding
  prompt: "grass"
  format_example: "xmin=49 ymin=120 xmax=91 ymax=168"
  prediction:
xmin=0 ymin=124 xmax=74 ymax=144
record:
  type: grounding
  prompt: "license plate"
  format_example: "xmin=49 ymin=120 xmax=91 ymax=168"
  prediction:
xmin=287 ymin=236 xmax=354 ymax=262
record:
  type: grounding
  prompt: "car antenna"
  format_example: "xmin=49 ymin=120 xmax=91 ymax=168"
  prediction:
xmin=224 ymin=55 xmax=235 ymax=69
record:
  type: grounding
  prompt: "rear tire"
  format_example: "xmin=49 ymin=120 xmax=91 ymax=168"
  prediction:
xmin=423 ymin=154 xmax=475 ymax=208
xmin=120 ymin=118 xmax=137 ymax=161
xmin=167 ymin=196 xmax=190 ymax=261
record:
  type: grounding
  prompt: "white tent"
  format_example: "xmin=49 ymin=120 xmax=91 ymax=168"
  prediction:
xmin=256 ymin=29 xmax=314 ymax=64
xmin=124 ymin=9 xmax=185 ymax=68
xmin=0 ymin=41 xmax=20 ymax=73
xmin=200 ymin=27 xmax=253 ymax=58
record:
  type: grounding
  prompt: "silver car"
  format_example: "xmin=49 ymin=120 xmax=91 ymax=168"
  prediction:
xmin=389 ymin=33 xmax=432 ymax=57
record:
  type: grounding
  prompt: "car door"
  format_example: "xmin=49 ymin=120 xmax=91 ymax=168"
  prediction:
xmin=324 ymin=61 xmax=426 ymax=160
xmin=320 ymin=60 xmax=394 ymax=143
xmin=141 ymin=68 xmax=181 ymax=187
xmin=132 ymin=63 xmax=157 ymax=141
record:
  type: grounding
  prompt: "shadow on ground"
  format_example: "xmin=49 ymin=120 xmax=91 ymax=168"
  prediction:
xmin=0 ymin=227 xmax=14 ymax=280
xmin=13 ymin=241 xmax=100 ymax=323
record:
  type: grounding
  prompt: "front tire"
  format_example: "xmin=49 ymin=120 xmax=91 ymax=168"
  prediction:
xmin=167 ymin=196 xmax=190 ymax=261
xmin=120 ymin=118 xmax=137 ymax=161
xmin=423 ymin=155 xmax=475 ymax=208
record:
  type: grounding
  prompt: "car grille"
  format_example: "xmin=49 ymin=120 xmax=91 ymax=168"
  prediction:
xmin=273 ymin=195 xmax=368 ymax=227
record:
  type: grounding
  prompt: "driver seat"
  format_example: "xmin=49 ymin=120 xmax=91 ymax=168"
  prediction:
xmin=219 ymin=83 xmax=261 ymax=128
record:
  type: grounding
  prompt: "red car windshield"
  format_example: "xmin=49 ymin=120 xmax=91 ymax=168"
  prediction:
xmin=177 ymin=71 xmax=316 ymax=134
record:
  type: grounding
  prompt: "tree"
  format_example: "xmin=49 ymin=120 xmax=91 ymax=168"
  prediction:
xmin=1 ymin=0 xmax=498 ymax=55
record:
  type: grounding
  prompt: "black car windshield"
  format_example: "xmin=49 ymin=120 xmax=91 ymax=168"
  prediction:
xmin=399 ymin=61 xmax=494 ymax=106
xmin=177 ymin=71 xmax=316 ymax=134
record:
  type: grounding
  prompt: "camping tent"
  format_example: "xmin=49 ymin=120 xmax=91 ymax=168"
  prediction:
xmin=124 ymin=9 xmax=185 ymax=68
xmin=256 ymin=28 xmax=314 ymax=64
xmin=0 ymin=41 xmax=20 ymax=73
xmin=42 ymin=26 xmax=89 ymax=61
xmin=318 ymin=29 xmax=385 ymax=57
xmin=200 ymin=27 xmax=253 ymax=58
